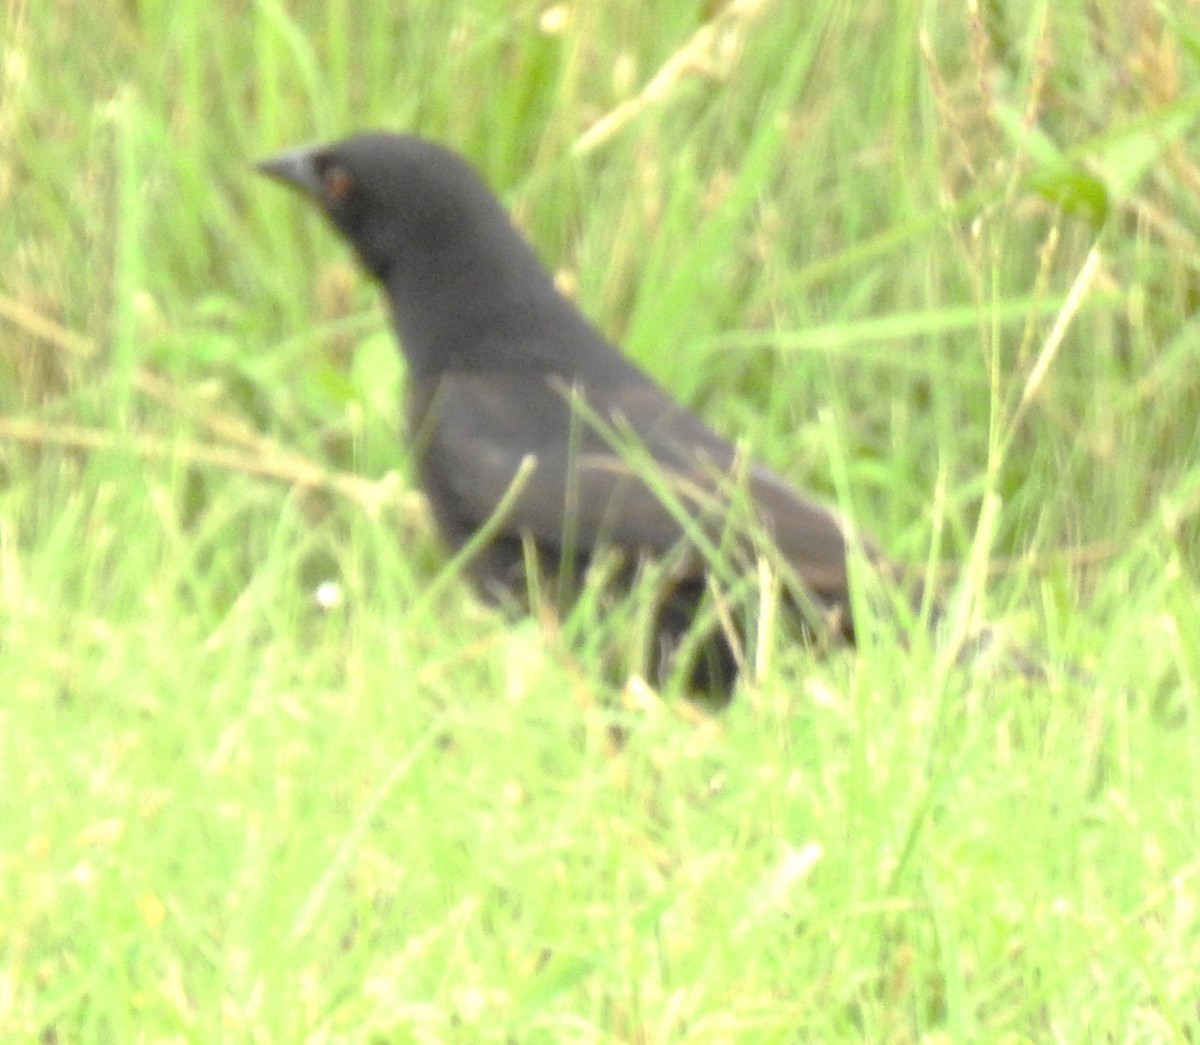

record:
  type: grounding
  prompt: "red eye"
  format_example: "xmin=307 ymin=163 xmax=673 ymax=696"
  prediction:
xmin=323 ymin=166 xmax=353 ymax=203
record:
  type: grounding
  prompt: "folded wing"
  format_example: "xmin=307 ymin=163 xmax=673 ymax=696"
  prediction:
xmin=419 ymin=371 xmax=856 ymax=600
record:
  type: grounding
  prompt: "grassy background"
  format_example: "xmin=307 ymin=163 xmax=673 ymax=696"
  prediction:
xmin=4 ymin=0 xmax=1200 ymax=1039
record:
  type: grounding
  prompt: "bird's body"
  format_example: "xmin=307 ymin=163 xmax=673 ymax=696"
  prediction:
xmin=259 ymin=133 xmax=869 ymax=697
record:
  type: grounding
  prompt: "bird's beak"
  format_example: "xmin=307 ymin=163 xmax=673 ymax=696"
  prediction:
xmin=256 ymin=145 xmax=323 ymax=197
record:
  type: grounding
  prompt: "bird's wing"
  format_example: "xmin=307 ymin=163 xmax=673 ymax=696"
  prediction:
xmin=420 ymin=372 xmax=853 ymax=595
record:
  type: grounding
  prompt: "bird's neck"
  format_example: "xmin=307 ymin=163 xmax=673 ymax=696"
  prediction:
xmin=385 ymin=248 xmax=617 ymax=383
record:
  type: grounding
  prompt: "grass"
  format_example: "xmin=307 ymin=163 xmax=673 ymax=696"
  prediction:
xmin=3 ymin=0 xmax=1200 ymax=1039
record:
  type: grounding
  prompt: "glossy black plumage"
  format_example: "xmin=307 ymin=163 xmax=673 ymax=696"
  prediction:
xmin=258 ymin=133 xmax=878 ymax=696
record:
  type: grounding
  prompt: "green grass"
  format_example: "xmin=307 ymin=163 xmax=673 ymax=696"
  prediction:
xmin=4 ymin=0 xmax=1200 ymax=1039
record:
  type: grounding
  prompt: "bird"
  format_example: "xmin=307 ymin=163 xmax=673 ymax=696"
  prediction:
xmin=257 ymin=133 xmax=899 ymax=700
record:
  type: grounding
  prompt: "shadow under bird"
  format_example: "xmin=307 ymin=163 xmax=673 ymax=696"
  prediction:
xmin=257 ymin=132 xmax=905 ymax=699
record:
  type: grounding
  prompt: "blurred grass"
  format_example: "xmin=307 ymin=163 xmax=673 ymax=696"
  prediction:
xmin=3 ymin=0 xmax=1200 ymax=1039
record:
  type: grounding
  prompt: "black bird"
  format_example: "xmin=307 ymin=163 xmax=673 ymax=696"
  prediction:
xmin=258 ymin=133 xmax=893 ymax=698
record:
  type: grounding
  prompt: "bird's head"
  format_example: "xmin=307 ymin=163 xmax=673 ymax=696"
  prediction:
xmin=257 ymin=133 xmax=502 ymax=283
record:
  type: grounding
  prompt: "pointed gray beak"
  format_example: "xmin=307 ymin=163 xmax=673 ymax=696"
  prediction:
xmin=256 ymin=145 xmax=323 ymax=196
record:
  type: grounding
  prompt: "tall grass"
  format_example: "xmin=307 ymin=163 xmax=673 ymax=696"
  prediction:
xmin=3 ymin=0 xmax=1200 ymax=1039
